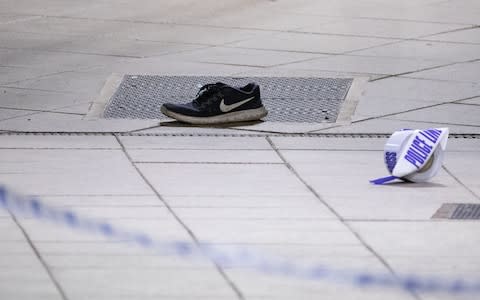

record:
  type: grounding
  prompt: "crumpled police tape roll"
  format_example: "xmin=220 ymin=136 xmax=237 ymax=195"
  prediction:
xmin=371 ymin=128 xmax=449 ymax=185
xmin=1 ymin=185 xmax=479 ymax=295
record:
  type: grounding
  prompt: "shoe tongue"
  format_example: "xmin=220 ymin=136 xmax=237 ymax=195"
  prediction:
xmin=215 ymin=82 xmax=227 ymax=88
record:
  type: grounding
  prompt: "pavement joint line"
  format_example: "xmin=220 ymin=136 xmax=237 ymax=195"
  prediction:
xmin=112 ymin=134 xmax=246 ymax=300
xmin=189 ymin=61 xmax=267 ymax=69
xmin=0 ymin=106 xmax=85 ymax=116
xmin=0 ymin=68 xmax=82 ymax=86
xmin=0 ymin=84 xmax=84 ymax=94
xmin=265 ymin=136 xmax=423 ymax=300
xmin=342 ymin=39 xmax=406 ymax=56
xmin=126 ymin=124 xmax=165 ymax=134
xmin=382 ymin=117 xmax=480 ymax=128
xmin=0 ymin=101 xmax=93 ymax=122
xmin=370 ymin=58 xmax=480 ymax=82
xmin=351 ymin=94 xmax=480 ymax=124
xmin=0 ymin=110 xmax=44 ymax=122
xmin=412 ymin=38 xmax=480 ymax=46
xmin=442 ymin=165 xmax=480 ymax=201
xmin=282 ymin=13 xmax=477 ymax=26
xmin=220 ymin=44 xmax=340 ymax=55
xmin=399 ymin=76 xmax=479 ymax=84
xmin=0 ymin=46 xmax=144 ymax=59
xmin=452 ymin=102 xmax=480 ymax=107
xmin=32 ymin=13 xmax=479 ymax=30
xmin=288 ymin=29 xmax=414 ymax=41
xmin=416 ymin=24 xmax=480 ymax=40
xmin=7 ymin=212 xmax=70 ymax=300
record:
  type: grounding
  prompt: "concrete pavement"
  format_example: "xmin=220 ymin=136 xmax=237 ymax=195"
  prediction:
xmin=1 ymin=1 xmax=479 ymax=299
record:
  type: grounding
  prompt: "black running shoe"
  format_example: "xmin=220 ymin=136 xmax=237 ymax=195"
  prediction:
xmin=160 ymin=82 xmax=268 ymax=125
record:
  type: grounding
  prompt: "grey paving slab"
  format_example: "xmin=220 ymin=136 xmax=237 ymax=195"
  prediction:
xmin=228 ymin=32 xmax=398 ymax=54
xmin=276 ymin=54 xmax=450 ymax=77
xmin=0 ymin=15 xmax=41 ymax=25
xmin=174 ymin=206 xmax=335 ymax=220
xmin=34 ymin=241 xmax=163 ymax=256
xmin=7 ymin=69 xmax=109 ymax=94
xmin=193 ymin=10 xmax=340 ymax=31
xmin=0 ymin=135 xmax=119 ymax=149
xmin=0 ymin=47 xmax=125 ymax=72
xmin=352 ymin=40 xmax=480 ymax=61
xmin=405 ymin=61 xmax=480 ymax=83
xmin=18 ymin=217 xmax=189 ymax=242
xmin=0 ymin=281 xmax=62 ymax=300
xmin=183 ymin=219 xmax=358 ymax=245
xmin=0 ymin=241 xmax=35 ymax=254
xmin=0 ymin=253 xmax=44 ymax=268
xmin=0 ymin=268 xmax=53 ymax=282
xmin=121 ymin=126 xmax=245 ymax=136
xmin=297 ymin=18 xmax=465 ymax=39
xmin=0 ymin=149 xmax=152 ymax=195
xmin=107 ymin=58 xmax=255 ymax=76
xmin=425 ymin=27 xmax=480 ymax=44
xmin=0 ymin=1 xmax=479 ymax=299
xmin=39 ymin=195 xmax=160 ymax=206
xmin=44 ymin=254 xmax=213 ymax=270
xmin=389 ymin=103 xmax=480 ymax=126
xmin=168 ymin=46 xmax=323 ymax=68
xmin=360 ymin=77 xmax=480 ymax=103
xmin=279 ymin=150 xmax=479 ymax=220
xmin=0 ymin=111 xmax=85 ymax=123
xmin=233 ymin=67 xmax=380 ymax=80
xmin=129 ymin=149 xmax=282 ymax=163
xmin=163 ymin=195 xmax=322 ymax=208
xmin=39 ymin=206 xmax=171 ymax=219
xmin=349 ymin=221 xmax=480 ymax=269
xmin=230 ymin=122 xmax=337 ymax=135
xmin=0 ymin=107 xmax=31 ymax=120
xmin=444 ymin=151 xmax=480 ymax=198
xmin=0 ymin=31 xmax=203 ymax=59
xmin=446 ymin=138 xmax=480 ymax=152
xmin=138 ymin=164 xmax=311 ymax=197
xmin=0 ymin=86 xmax=90 ymax=111
xmin=0 ymin=221 xmax=30 ymax=241
xmin=271 ymin=137 xmax=385 ymax=150
xmin=0 ymin=119 xmax=159 ymax=132
xmin=319 ymin=118 xmax=480 ymax=134
xmin=53 ymin=269 xmax=236 ymax=298
xmin=459 ymin=96 xmax=480 ymax=105
xmin=353 ymin=96 xmax=445 ymax=119
xmin=119 ymin=136 xmax=272 ymax=150
xmin=226 ymin=269 xmax=415 ymax=300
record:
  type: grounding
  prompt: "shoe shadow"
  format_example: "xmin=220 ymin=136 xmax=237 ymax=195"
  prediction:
xmin=383 ymin=181 xmax=447 ymax=188
xmin=159 ymin=120 xmax=265 ymax=128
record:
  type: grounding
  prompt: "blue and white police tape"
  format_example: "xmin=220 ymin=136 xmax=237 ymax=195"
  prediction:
xmin=371 ymin=128 xmax=449 ymax=185
xmin=1 ymin=185 xmax=479 ymax=295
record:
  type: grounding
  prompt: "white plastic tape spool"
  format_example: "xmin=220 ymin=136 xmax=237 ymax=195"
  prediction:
xmin=371 ymin=128 xmax=449 ymax=184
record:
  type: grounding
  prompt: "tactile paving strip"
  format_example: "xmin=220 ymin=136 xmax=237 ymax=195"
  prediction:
xmin=103 ymin=76 xmax=353 ymax=123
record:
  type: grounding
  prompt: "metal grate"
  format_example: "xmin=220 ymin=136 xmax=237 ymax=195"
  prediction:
xmin=432 ymin=203 xmax=480 ymax=220
xmin=103 ymin=76 xmax=353 ymax=123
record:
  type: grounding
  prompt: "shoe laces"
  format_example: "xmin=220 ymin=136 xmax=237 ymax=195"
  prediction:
xmin=193 ymin=83 xmax=222 ymax=105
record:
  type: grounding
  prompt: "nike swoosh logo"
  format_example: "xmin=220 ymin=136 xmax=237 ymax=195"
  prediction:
xmin=220 ymin=96 xmax=255 ymax=113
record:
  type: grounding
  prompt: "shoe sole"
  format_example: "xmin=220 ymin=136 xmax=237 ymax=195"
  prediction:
xmin=161 ymin=106 xmax=268 ymax=125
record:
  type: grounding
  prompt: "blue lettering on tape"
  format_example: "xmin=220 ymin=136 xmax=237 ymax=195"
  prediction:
xmin=420 ymin=129 xmax=441 ymax=144
xmin=385 ymin=152 xmax=397 ymax=173
xmin=403 ymin=132 xmax=438 ymax=169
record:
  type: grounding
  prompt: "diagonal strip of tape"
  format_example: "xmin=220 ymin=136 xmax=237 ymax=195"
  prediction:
xmin=1 ymin=185 xmax=479 ymax=294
